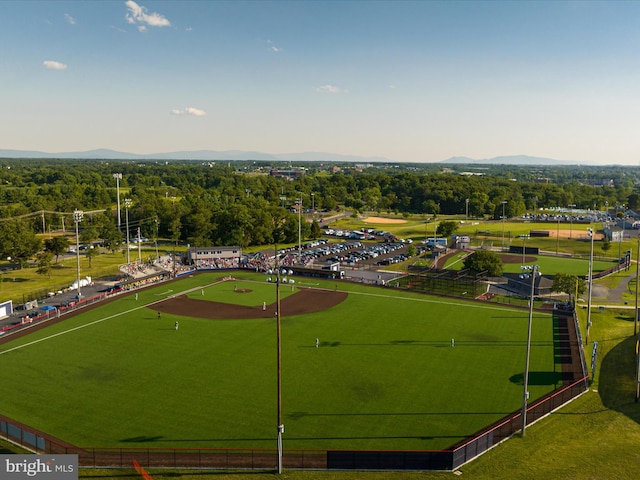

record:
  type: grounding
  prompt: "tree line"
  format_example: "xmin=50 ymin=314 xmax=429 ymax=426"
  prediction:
xmin=0 ymin=158 xmax=639 ymax=267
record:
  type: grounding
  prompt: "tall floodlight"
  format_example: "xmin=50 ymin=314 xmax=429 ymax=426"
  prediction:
xmin=521 ymin=264 xmax=540 ymax=436
xmin=73 ymin=209 xmax=84 ymax=299
xmin=556 ymin=216 xmax=560 ymax=255
xmin=635 ymin=234 xmax=639 ymax=336
xmin=568 ymin=204 xmax=576 ymax=239
xmin=113 ymin=173 xmax=122 ymax=232
xmin=124 ymin=198 xmax=132 ymax=264
xmin=465 ymin=198 xmax=469 ymax=221
xmin=154 ymin=216 xmax=160 ymax=261
xmin=273 ymin=228 xmax=284 ymax=474
xmin=297 ymin=196 xmax=302 ymax=262
xmin=501 ymin=201 xmax=508 ymax=249
xmin=619 ymin=205 xmax=626 ymax=271
xmin=585 ymin=228 xmax=594 ymax=345
xmin=521 ymin=234 xmax=530 ymax=266
xmin=633 ymin=233 xmax=640 ymax=402
xmin=171 ymin=196 xmax=177 ymax=277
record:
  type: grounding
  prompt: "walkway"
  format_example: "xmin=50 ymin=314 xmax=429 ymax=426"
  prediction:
xmin=607 ymin=268 xmax=637 ymax=304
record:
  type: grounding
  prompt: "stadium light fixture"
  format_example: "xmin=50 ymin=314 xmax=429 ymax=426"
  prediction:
xmin=73 ymin=209 xmax=84 ymax=299
xmin=124 ymin=198 xmax=132 ymax=264
xmin=113 ymin=173 xmax=122 ymax=232
xmin=520 ymin=234 xmax=530 ymax=266
xmin=521 ymin=264 xmax=540 ymax=436
xmin=501 ymin=201 xmax=507 ymax=249
xmin=586 ymin=228 xmax=594 ymax=345
xmin=568 ymin=204 xmax=576 ymax=239
xmin=273 ymin=221 xmax=285 ymax=474
xmin=635 ymin=233 xmax=639 ymax=336
xmin=635 ymin=233 xmax=640 ymax=402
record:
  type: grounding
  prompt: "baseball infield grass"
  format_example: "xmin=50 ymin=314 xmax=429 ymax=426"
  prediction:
xmin=0 ymin=272 xmax=557 ymax=452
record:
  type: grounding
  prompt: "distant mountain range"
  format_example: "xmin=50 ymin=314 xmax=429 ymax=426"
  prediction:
xmin=441 ymin=155 xmax=580 ymax=166
xmin=0 ymin=148 xmax=392 ymax=163
xmin=0 ymin=148 xmax=581 ymax=165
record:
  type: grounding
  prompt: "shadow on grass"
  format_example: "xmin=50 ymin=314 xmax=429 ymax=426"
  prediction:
xmin=599 ymin=335 xmax=640 ymax=424
xmin=1 ymin=277 xmax=28 ymax=283
xmin=509 ymin=371 xmax=563 ymax=386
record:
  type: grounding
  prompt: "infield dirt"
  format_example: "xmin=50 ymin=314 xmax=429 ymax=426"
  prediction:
xmin=153 ymin=287 xmax=348 ymax=319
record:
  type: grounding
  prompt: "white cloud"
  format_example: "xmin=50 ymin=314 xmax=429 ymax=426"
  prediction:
xmin=64 ymin=13 xmax=76 ymax=25
xmin=42 ymin=60 xmax=68 ymax=70
xmin=315 ymin=84 xmax=348 ymax=94
xmin=267 ymin=39 xmax=282 ymax=53
xmin=170 ymin=107 xmax=206 ymax=117
xmin=125 ymin=0 xmax=170 ymax=31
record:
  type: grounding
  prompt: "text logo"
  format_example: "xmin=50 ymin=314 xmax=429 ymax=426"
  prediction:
xmin=1 ymin=455 xmax=77 ymax=480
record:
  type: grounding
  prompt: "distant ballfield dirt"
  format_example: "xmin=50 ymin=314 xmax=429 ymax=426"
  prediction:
xmin=362 ymin=216 xmax=407 ymax=224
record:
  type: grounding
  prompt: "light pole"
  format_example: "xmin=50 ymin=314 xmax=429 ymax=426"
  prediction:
xmin=521 ymin=264 xmax=540 ymax=436
xmin=586 ymin=228 xmax=594 ymax=345
xmin=154 ymin=216 xmax=159 ymax=261
xmin=635 ymin=233 xmax=639 ymax=336
xmin=124 ymin=198 xmax=132 ymax=264
xmin=465 ymin=198 xmax=469 ymax=222
xmin=171 ymin=196 xmax=177 ymax=277
xmin=619 ymin=205 xmax=626 ymax=271
xmin=113 ymin=173 xmax=122 ymax=232
xmin=273 ymin=231 xmax=284 ymax=474
xmin=568 ymin=204 xmax=576 ymax=239
xmin=73 ymin=209 xmax=84 ymax=299
xmin=297 ymin=196 xmax=302 ymax=262
xmin=521 ymin=234 xmax=530 ymax=266
xmin=501 ymin=201 xmax=507 ymax=250
xmin=556 ymin=215 xmax=560 ymax=255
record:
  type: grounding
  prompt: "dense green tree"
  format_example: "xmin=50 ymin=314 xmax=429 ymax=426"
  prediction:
xmin=552 ymin=273 xmax=586 ymax=301
xmin=463 ymin=250 xmax=503 ymax=276
xmin=436 ymin=220 xmax=459 ymax=240
xmin=0 ymin=220 xmax=42 ymax=268
xmin=310 ymin=220 xmax=322 ymax=239
xmin=44 ymin=236 xmax=70 ymax=263
xmin=36 ymin=251 xmax=54 ymax=279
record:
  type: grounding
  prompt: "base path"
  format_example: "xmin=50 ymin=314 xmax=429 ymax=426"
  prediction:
xmin=153 ymin=287 xmax=348 ymax=319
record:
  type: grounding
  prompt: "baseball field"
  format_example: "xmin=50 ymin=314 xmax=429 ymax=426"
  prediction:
xmin=0 ymin=271 xmax=557 ymax=452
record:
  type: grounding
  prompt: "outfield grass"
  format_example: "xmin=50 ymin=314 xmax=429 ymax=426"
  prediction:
xmin=73 ymin=306 xmax=640 ymax=480
xmin=0 ymin=272 xmax=556 ymax=452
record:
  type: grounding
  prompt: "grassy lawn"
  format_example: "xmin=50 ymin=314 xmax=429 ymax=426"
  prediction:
xmin=73 ymin=306 xmax=640 ymax=480
xmin=0 ymin=272 xmax=556 ymax=452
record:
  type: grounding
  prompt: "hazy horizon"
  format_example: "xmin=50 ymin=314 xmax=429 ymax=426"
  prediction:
xmin=2 ymin=1 xmax=640 ymax=165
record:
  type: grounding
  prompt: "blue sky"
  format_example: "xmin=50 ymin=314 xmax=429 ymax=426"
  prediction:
xmin=1 ymin=0 xmax=640 ymax=164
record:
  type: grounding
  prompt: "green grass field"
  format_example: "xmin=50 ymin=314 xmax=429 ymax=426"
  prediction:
xmin=0 ymin=272 xmax=557 ymax=452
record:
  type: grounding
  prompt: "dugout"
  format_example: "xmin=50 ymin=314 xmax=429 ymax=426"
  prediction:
xmin=529 ymin=230 xmax=550 ymax=237
xmin=289 ymin=265 xmax=345 ymax=279
xmin=506 ymin=272 xmax=552 ymax=296
xmin=508 ymin=245 xmax=540 ymax=255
